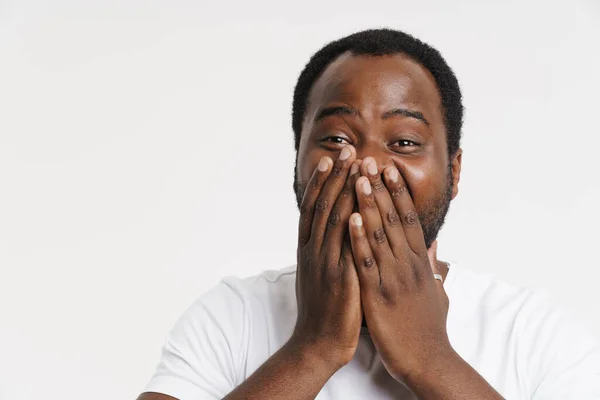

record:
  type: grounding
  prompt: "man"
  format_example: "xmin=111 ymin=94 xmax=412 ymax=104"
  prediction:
xmin=138 ymin=28 xmax=600 ymax=399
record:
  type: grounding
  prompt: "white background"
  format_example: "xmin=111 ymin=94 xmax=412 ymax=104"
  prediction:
xmin=1 ymin=1 xmax=599 ymax=399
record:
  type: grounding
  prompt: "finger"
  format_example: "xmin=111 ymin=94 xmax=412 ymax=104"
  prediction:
xmin=348 ymin=213 xmax=380 ymax=295
xmin=321 ymin=161 xmax=361 ymax=263
xmin=381 ymin=164 xmax=426 ymax=254
xmin=354 ymin=174 xmax=395 ymax=283
xmin=298 ymin=156 xmax=333 ymax=249
xmin=361 ymin=158 xmax=410 ymax=259
xmin=341 ymin=232 xmax=360 ymax=289
xmin=310 ymin=145 xmax=357 ymax=256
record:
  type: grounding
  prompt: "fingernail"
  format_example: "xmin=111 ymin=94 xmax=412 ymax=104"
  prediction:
xmin=367 ymin=160 xmax=378 ymax=176
xmin=350 ymin=163 xmax=359 ymax=175
xmin=362 ymin=179 xmax=372 ymax=195
xmin=353 ymin=214 xmax=363 ymax=227
xmin=318 ymin=157 xmax=329 ymax=172
xmin=340 ymin=146 xmax=351 ymax=161
xmin=388 ymin=168 xmax=398 ymax=182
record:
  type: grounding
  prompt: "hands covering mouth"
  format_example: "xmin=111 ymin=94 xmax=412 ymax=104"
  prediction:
xmin=292 ymin=144 xmax=453 ymax=383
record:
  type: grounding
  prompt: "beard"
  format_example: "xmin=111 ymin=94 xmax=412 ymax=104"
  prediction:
xmin=292 ymin=162 xmax=454 ymax=249
xmin=292 ymin=162 xmax=454 ymax=330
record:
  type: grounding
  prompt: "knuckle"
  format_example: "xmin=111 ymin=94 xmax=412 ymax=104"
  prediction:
xmin=371 ymin=177 xmax=385 ymax=191
xmin=327 ymin=210 xmax=341 ymax=226
xmin=390 ymin=185 xmax=407 ymax=198
xmin=387 ymin=208 xmax=401 ymax=225
xmin=365 ymin=197 xmax=377 ymax=209
xmin=403 ymin=209 xmax=420 ymax=226
xmin=362 ymin=256 xmax=376 ymax=269
xmin=373 ymin=227 xmax=386 ymax=244
xmin=315 ymin=199 xmax=329 ymax=213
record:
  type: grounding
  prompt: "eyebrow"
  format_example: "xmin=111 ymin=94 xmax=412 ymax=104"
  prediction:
xmin=315 ymin=105 xmax=429 ymax=126
xmin=315 ymin=106 xmax=359 ymax=121
xmin=382 ymin=108 xmax=430 ymax=126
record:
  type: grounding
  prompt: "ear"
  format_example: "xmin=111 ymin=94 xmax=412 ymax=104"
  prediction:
xmin=451 ymin=148 xmax=463 ymax=200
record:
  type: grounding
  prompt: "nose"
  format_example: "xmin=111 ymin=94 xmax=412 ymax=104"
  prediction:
xmin=353 ymin=143 xmax=395 ymax=175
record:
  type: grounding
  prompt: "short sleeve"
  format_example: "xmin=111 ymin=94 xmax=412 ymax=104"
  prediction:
xmin=518 ymin=291 xmax=600 ymax=399
xmin=142 ymin=280 xmax=248 ymax=400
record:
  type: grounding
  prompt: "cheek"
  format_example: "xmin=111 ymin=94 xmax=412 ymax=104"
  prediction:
xmin=297 ymin=153 xmax=320 ymax=183
xmin=400 ymin=162 xmax=445 ymax=209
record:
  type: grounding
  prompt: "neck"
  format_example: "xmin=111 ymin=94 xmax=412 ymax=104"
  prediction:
xmin=435 ymin=259 xmax=450 ymax=281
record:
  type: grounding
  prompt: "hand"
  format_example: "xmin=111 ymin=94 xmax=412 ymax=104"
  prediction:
xmin=291 ymin=146 xmax=363 ymax=369
xmin=347 ymin=157 xmax=452 ymax=382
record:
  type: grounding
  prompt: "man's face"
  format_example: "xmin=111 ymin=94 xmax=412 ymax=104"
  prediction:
xmin=293 ymin=52 xmax=462 ymax=248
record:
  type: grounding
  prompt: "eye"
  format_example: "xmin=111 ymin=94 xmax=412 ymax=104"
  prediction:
xmin=390 ymin=139 xmax=422 ymax=154
xmin=395 ymin=139 xmax=418 ymax=147
xmin=321 ymin=136 xmax=350 ymax=145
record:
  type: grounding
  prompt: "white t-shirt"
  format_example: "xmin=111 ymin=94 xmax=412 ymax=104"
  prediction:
xmin=143 ymin=263 xmax=600 ymax=399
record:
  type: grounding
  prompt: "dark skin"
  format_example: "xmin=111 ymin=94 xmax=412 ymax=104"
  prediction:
xmin=138 ymin=53 xmax=504 ymax=400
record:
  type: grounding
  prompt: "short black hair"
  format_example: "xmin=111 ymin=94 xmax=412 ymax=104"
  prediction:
xmin=292 ymin=28 xmax=464 ymax=157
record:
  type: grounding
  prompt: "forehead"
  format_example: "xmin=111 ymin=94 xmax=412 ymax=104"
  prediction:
xmin=305 ymin=52 xmax=443 ymax=123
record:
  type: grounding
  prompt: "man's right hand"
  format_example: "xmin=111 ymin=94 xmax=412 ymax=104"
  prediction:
xmin=290 ymin=145 xmax=363 ymax=369
xmin=139 ymin=146 xmax=363 ymax=400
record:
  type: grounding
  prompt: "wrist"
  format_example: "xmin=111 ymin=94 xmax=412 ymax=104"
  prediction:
xmin=284 ymin=338 xmax=348 ymax=376
xmin=402 ymin=346 xmax=463 ymax=387
xmin=400 ymin=348 xmax=504 ymax=399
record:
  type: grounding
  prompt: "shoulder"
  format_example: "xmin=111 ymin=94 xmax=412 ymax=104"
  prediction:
xmin=447 ymin=263 xmax=600 ymax=396
xmin=182 ymin=264 xmax=297 ymax=322
xmin=221 ymin=264 xmax=297 ymax=296
xmin=447 ymin=262 xmax=596 ymax=335
xmin=186 ymin=264 xmax=298 ymax=332
xmin=445 ymin=263 xmax=538 ymax=319
xmin=156 ymin=265 xmax=298 ymax=390
xmin=216 ymin=264 xmax=297 ymax=313
xmin=447 ymin=263 xmax=595 ymax=334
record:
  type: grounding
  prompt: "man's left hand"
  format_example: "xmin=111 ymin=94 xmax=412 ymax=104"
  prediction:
xmin=347 ymin=157 xmax=456 ymax=383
